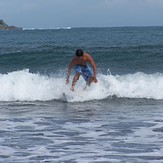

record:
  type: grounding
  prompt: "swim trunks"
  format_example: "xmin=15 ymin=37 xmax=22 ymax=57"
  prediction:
xmin=74 ymin=64 xmax=93 ymax=82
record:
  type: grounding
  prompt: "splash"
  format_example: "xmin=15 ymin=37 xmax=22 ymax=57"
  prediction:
xmin=0 ymin=69 xmax=163 ymax=102
xmin=0 ymin=69 xmax=65 ymax=101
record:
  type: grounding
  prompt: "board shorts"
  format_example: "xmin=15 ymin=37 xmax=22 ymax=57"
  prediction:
xmin=74 ymin=64 xmax=93 ymax=82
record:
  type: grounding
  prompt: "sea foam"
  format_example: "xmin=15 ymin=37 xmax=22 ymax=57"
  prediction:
xmin=0 ymin=69 xmax=163 ymax=102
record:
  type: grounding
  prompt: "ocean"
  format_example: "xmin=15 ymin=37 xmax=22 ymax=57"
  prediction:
xmin=0 ymin=27 xmax=163 ymax=162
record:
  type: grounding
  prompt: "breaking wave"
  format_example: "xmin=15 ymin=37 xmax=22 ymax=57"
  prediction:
xmin=0 ymin=69 xmax=163 ymax=102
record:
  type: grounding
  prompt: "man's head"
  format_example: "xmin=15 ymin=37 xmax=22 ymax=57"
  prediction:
xmin=75 ymin=49 xmax=83 ymax=57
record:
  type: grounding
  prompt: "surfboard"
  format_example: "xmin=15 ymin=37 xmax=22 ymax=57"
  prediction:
xmin=62 ymin=85 xmax=88 ymax=101
xmin=62 ymin=92 xmax=76 ymax=101
xmin=62 ymin=93 xmax=69 ymax=101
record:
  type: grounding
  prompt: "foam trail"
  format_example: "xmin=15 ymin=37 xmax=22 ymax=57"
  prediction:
xmin=0 ymin=70 xmax=163 ymax=102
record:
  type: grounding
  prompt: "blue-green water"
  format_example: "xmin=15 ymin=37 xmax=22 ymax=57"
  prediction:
xmin=1 ymin=27 xmax=163 ymax=74
xmin=0 ymin=27 xmax=163 ymax=162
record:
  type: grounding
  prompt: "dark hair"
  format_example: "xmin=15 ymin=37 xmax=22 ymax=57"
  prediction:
xmin=75 ymin=49 xmax=83 ymax=57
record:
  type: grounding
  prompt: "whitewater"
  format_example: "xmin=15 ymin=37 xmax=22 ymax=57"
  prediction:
xmin=0 ymin=69 xmax=163 ymax=102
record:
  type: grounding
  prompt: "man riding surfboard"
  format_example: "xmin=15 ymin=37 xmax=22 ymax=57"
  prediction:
xmin=66 ymin=49 xmax=98 ymax=91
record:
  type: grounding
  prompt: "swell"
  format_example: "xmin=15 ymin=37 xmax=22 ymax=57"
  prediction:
xmin=0 ymin=44 xmax=163 ymax=74
xmin=92 ymin=44 xmax=163 ymax=74
xmin=0 ymin=45 xmax=74 ymax=73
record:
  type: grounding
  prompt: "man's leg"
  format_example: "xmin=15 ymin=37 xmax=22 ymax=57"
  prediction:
xmin=83 ymin=65 xmax=93 ymax=86
xmin=86 ymin=76 xmax=93 ymax=86
xmin=71 ymin=73 xmax=81 ymax=91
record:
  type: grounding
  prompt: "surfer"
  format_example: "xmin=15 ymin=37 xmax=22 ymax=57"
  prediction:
xmin=66 ymin=49 xmax=98 ymax=91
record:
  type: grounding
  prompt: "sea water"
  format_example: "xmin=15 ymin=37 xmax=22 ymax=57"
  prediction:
xmin=0 ymin=27 xmax=163 ymax=162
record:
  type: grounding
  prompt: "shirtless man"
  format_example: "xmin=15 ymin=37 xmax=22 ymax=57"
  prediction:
xmin=66 ymin=49 xmax=98 ymax=91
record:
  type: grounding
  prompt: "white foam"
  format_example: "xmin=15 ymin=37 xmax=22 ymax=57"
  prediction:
xmin=0 ymin=70 xmax=163 ymax=102
xmin=105 ymin=72 xmax=163 ymax=100
xmin=0 ymin=69 xmax=64 ymax=101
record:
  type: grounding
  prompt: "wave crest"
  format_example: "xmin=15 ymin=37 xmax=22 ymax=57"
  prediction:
xmin=0 ymin=70 xmax=163 ymax=102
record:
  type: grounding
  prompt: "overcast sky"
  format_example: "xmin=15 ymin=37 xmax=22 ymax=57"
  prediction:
xmin=0 ymin=0 xmax=163 ymax=28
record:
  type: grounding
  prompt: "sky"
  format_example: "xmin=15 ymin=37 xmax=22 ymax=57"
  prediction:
xmin=0 ymin=0 xmax=163 ymax=28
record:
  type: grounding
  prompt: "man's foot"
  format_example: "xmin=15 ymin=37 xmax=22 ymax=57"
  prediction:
xmin=70 ymin=86 xmax=74 ymax=91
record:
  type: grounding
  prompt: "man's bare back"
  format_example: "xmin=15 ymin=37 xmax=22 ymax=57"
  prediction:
xmin=71 ymin=53 xmax=95 ymax=67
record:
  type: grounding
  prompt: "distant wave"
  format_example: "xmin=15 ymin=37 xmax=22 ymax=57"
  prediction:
xmin=55 ymin=27 xmax=71 ymax=30
xmin=23 ymin=27 xmax=71 ymax=30
xmin=0 ymin=69 xmax=163 ymax=102
xmin=22 ymin=28 xmax=36 ymax=30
